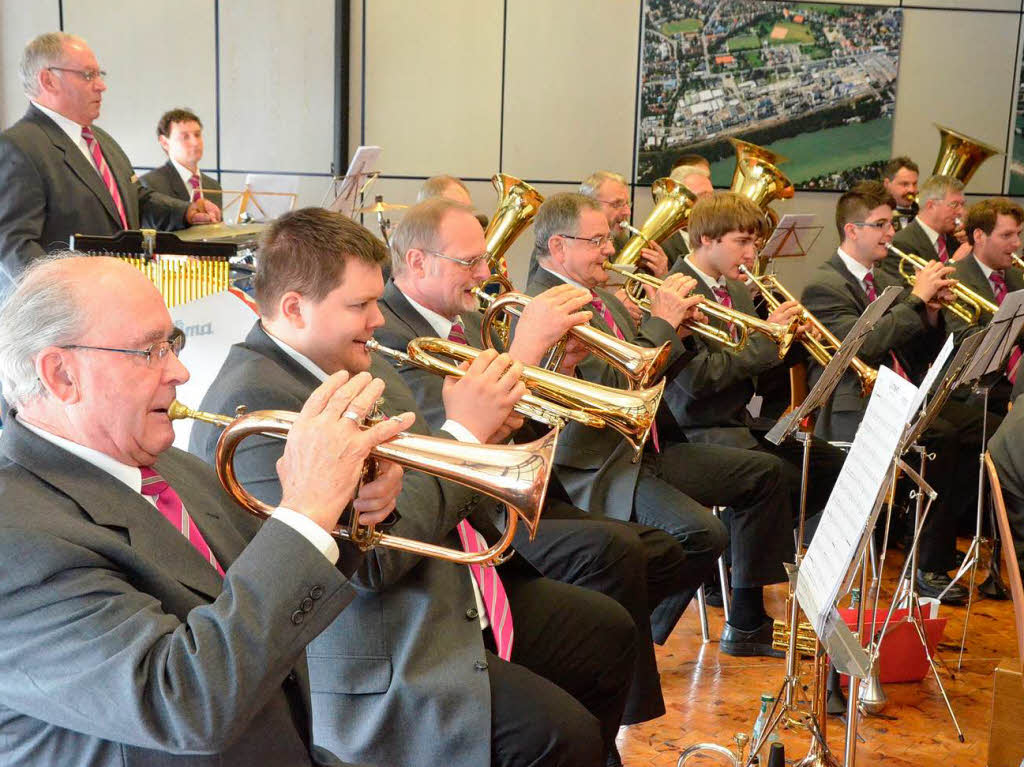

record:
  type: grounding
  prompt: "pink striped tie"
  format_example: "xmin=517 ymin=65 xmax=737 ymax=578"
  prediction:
xmin=864 ymin=273 xmax=910 ymax=380
xmin=188 ymin=173 xmax=201 ymax=203
xmin=81 ymin=126 xmax=128 ymax=229
xmin=989 ymin=272 xmax=1022 ymax=382
xmin=712 ymin=285 xmax=739 ymax=343
xmin=448 ymin=319 xmax=469 ymax=346
xmin=456 ymin=520 xmax=513 ymax=660
xmin=140 ymin=467 xmax=224 ymax=576
xmin=935 ymin=236 xmax=949 ymax=263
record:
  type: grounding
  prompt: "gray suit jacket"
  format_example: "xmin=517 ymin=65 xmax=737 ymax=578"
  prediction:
xmin=662 ymin=259 xmax=784 ymax=449
xmin=661 ymin=230 xmax=690 ymax=269
xmin=988 ymin=398 xmax=1024 ymax=563
xmin=524 ymin=266 xmax=690 ymax=519
xmin=0 ymin=415 xmax=359 ymax=767
xmin=800 ymin=253 xmax=941 ymax=442
xmin=0 ymin=105 xmax=189 ymax=288
xmin=189 ymin=321 xmax=505 ymax=767
xmin=881 ymin=218 xmax=959 ymax=283
xmin=141 ymin=160 xmax=222 ymax=209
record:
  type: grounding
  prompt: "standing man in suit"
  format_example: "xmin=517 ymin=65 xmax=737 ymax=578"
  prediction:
xmin=885 ymin=175 xmax=969 ymax=283
xmin=942 ymin=198 xmax=1024 ymax=414
xmin=800 ymin=181 xmax=984 ymax=603
xmin=379 ymin=197 xmax=695 ymax=723
xmin=661 ymin=163 xmax=715 ymax=268
xmin=527 ymin=192 xmax=801 ymax=657
xmin=140 ymin=108 xmax=222 ymax=209
xmin=0 ymin=254 xmax=411 ymax=766
xmin=0 ymin=33 xmax=221 ymax=289
xmin=190 ymin=207 xmax=638 ymax=767
xmin=881 ymin=156 xmax=920 ymax=232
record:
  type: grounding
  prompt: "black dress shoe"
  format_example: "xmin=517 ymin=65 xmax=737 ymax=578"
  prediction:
xmin=915 ymin=570 xmax=968 ymax=605
xmin=703 ymin=580 xmax=724 ymax=608
xmin=720 ymin=618 xmax=785 ymax=658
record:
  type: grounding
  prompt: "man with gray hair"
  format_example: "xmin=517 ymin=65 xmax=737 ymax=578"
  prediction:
xmin=0 ymin=32 xmax=222 ymax=290
xmin=886 ymin=174 xmax=970 ymax=282
xmin=662 ymin=163 xmax=714 ymax=266
xmin=0 ymin=253 xmax=409 ymax=765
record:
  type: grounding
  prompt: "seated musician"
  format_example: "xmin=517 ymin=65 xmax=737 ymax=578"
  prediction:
xmin=987 ymin=394 xmax=1024 ymax=587
xmin=883 ymin=175 xmax=970 ymax=282
xmin=941 ymin=198 xmax=1024 ymax=414
xmin=140 ymin=108 xmax=223 ymax=208
xmin=881 ymin=156 xmax=920 ymax=232
xmin=801 ymin=181 xmax=987 ymax=604
xmin=189 ymin=207 xmax=638 ymax=767
xmin=527 ymin=192 xmax=801 ymax=657
xmin=417 ymin=174 xmax=489 ymax=229
xmin=0 ymin=254 xmax=406 ymax=766
xmin=661 ymin=163 xmax=715 ymax=267
xmin=377 ymin=197 xmax=694 ymax=725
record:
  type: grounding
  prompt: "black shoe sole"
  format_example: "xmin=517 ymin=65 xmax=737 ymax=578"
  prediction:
xmin=719 ymin=641 xmax=785 ymax=658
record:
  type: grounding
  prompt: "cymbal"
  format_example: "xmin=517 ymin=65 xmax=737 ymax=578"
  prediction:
xmin=357 ymin=201 xmax=408 ymax=214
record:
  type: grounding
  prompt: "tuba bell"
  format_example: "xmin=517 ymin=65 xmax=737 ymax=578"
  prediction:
xmin=484 ymin=173 xmax=545 ymax=278
xmin=169 ymin=400 xmax=555 ymax=566
xmin=931 ymin=124 xmax=1002 ymax=187
xmin=730 ymin=138 xmax=795 ymax=235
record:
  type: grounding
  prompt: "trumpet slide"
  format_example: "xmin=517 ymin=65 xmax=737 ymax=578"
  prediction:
xmin=169 ymin=400 xmax=555 ymax=566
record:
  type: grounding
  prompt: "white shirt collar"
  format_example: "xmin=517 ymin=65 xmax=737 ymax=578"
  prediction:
xmin=31 ymin=101 xmax=94 ymax=165
xmin=169 ymin=157 xmax=201 ymax=191
xmin=971 ymin=252 xmax=1003 ymax=283
xmin=18 ymin=415 xmax=142 ymax=493
xmin=264 ymin=328 xmax=330 ymax=382
xmin=914 ymin=216 xmax=942 ymax=249
xmin=400 ymin=290 xmax=457 ymax=339
xmin=540 ymin=264 xmax=590 ymax=292
xmin=837 ymin=247 xmax=872 ymax=287
xmin=683 ymin=255 xmax=728 ymax=294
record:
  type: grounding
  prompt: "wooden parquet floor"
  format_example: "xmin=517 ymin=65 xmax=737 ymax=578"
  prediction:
xmin=618 ymin=543 xmax=1022 ymax=766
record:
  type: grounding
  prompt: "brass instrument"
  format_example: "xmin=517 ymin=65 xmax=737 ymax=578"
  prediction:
xmin=484 ymin=174 xmax=544 ymax=277
xmin=1012 ymin=253 xmax=1024 ymax=271
xmin=603 ymin=262 xmax=798 ymax=358
xmin=365 ymin=338 xmax=602 ymax=430
xmin=728 ymin=138 xmax=789 ymax=190
xmin=612 ymin=178 xmax=697 ymax=302
xmin=368 ymin=337 xmax=664 ymax=461
xmin=168 ymin=400 xmax=554 ymax=565
xmin=474 ymin=285 xmax=672 ymax=389
xmin=741 ymin=266 xmax=877 ymax=397
xmin=730 ymin=138 xmax=795 ymax=233
xmin=677 ymin=733 xmax=749 ymax=766
xmin=931 ymin=124 xmax=1002 ymax=187
xmin=887 ymin=243 xmax=998 ymax=325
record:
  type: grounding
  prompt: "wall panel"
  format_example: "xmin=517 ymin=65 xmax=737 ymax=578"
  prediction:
xmin=0 ymin=0 xmax=60 ymax=129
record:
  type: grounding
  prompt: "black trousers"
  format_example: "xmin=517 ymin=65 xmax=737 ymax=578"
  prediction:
xmin=488 ymin=573 xmax=637 ymax=766
xmin=513 ymin=508 xmax=687 ymax=724
xmin=753 ymin=431 xmax=848 ymax=526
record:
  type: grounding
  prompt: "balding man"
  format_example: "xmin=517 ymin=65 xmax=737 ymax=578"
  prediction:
xmin=662 ymin=163 xmax=715 ymax=267
xmin=0 ymin=255 xmax=405 ymax=765
xmin=0 ymin=32 xmax=221 ymax=289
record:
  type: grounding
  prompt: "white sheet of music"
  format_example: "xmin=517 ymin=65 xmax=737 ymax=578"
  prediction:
xmin=907 ymin=333 xmax=954 ymax=420
xmin=796 ymin=366 xmax=918 ymax=636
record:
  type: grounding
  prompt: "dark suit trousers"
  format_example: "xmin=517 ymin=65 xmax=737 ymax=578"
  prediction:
xmin=488 ymin=573 xmax=637 ymax=766
xmin=512 ymin=511 xmax=684 ymax=724
xmin=753 ymin=433 xmax=847 ymax=526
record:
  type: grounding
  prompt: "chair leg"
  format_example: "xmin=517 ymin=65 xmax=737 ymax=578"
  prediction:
xmin=696 ymin=584 xmax=710 ymax=643
xmin=712 ymin=506 xmax=731 ymax=622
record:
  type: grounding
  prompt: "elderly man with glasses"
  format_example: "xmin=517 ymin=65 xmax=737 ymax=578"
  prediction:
xmin=884 ymin=174 xmax=971 ymax=282
xmin=0 ymin=32 xmax=221 ymax=290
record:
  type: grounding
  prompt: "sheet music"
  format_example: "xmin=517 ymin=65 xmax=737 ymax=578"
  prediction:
xmin=796 ymin=366 xmax=918 ymax=636
xmin=960 ymin=289 xmax=1024 ymax=382
xmin=326 ymin=145 xmax=381 ymax=215
xmin=758 ymin=213 xmax=818 ymax=259
xmin=907 ymin=333 xmax=954 ymax=419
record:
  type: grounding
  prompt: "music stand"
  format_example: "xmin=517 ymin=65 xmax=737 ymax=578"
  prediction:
xmin=756 ymin=214 xmax=823 ymax=273
xmin=323 ymin=145 xmax=382 ymax=217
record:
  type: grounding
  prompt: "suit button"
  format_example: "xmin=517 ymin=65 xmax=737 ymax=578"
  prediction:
xmin=474 ymin=660 xmax=488 ymax=671
xmin=290 ymin=610 xmax=305 ymax=625
xmin=465 ymin=607 xmax=479 ymax=620
xmin=301 ymin=597 xmax=314 ymax=612
xmin=310 ymin=585 xmax=324 ymax=600
xmin=287 ymin=671 xmax=298 ymax=682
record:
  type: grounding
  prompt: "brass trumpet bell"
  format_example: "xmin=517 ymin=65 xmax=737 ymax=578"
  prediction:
xmin=931 ymin=124 xmax=1002 ymax=187
xmin=169 ymin=400 xmax=555 ymax=565
xmin=613 ymin=178 xmax=697 ymax=288
xmin=484 ymin=173 xmax=545 ymax=277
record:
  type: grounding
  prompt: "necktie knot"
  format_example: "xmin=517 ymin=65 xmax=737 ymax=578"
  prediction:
xmin=447 ymin=319 xmax=468 ymax=346
xmin=712 ymin=286 xmax=732 ymax=307
xmin=863 ymin=272 xmax=878 ymax=302
xmin=81 ymin=126 xmax=95 ymax=143
xmin=140 ymin=466 xmax=169 ymax=496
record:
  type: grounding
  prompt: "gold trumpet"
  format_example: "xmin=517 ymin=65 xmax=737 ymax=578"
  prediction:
xmin=603 ymin=262 xmax=798 ymax=358
xmin=886 ymin=243 xmax=997 ymax=325
xmin=741 ymin=266 xmax=877 ymax=397
xmin=368 ymin=337 xmax=664 ymax=461
xmin=484 ymin=173 xmax=545 ymax=277
xmin=1011 ymin=253 xmax=1024 ymax=271
xmin=474 ymin=284 xmax=672 ymax=389
xmin=168 ymin=400 xmax=554 ymax=565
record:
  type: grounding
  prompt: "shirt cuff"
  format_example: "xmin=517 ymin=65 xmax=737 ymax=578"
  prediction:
xmin=441 ymin=419 xmax=481 ymax=444
xmin=272 ymin=507 xmax=340 ymax=564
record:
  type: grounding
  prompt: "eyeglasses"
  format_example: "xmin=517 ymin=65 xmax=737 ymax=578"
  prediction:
xmin=558 ymin=233 xmax=614 ymax=248
xmin=423 ymin=249 xmax=491 ymax=270
xmin=851 ymin=219 xmax=894 ymax=231
xmin=48 ymin=66 xmax=107 ymax=82
xmin=595 ymin=197 xmax=630 ymax=210
xmin=941 ymin=199 xmax=966 ymax=211
xmin=61 ymin=327 xmax=186 ymax=367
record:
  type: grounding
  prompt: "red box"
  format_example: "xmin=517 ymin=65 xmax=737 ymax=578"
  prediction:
xmin=836 ymin=605 xmax=948 ymax=684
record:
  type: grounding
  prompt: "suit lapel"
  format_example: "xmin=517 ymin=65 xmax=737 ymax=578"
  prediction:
xmin=243 ymin=321 xmax=324 ymax=392
xmin=382 ymin=280 xmax=440 ymax=342
xmin=28 ymin=107 xmax=124 ymax=229
xmin=1 ymin=417 xmax=224 ymax=600
xmin=959 ymin=253 xmax=997 ymax=302
xmin=164 ymin=161 xmax=190 ymax=201
xmin=828 ymin=253 xmax=870 ymax=313
xmin=908 ymin=220 xmax=939 ymax=261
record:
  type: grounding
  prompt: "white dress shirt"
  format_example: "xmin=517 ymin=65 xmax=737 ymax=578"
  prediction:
xmin=17 ymin=415 xmax=339 ymax=564
xmin=914 ymin=216 xmax=945 ymax=255
xmin=683 ymin=255 xmax=729 ymax=295
xmin=169 ymin=157 xmax=203 ymax=198
xmin=31 ymin=101 xmax=96 ymax=171
xmin=837 ymin=247 xmax=873 ymax=298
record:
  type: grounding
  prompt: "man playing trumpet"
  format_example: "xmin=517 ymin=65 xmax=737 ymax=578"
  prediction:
xmin=885 ymin=174 xmax=970 ymax=280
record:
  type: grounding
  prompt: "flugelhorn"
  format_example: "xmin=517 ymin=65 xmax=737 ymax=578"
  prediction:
xmin=612 ymin=178 xmax=697 ymax=302
xmin=168 ymin=400 xmax=554 ymax=565
xmin=473 ymin=283 xmax=672 ymax=389
xmin=484 ymin=173 xmax=544 ymax=278
xmin=603 ymin=262 xmax=798 ymax=358
xmin=741 ymin=266 xmax=877 ymax=397
xmin=886 ymin=243 xmax=997 ymax=325
xmin=369 ymin=337 xmax=664 ymax=461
